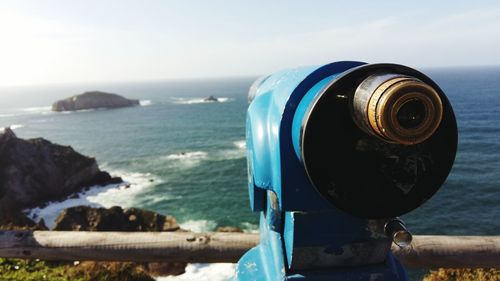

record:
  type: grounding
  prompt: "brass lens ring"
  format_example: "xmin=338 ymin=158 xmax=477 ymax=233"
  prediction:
xmin=355 ymin=74 xmax=443 ymax=145
xmin=367 ymin=77 xmax=409 ymax=139
xmin=373 ymin=78 xmax=442 ymax=144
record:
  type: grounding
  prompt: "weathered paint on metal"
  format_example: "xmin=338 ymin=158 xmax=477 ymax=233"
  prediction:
xmin=284 ymin=212 xmax=392 ymax=270
xmin=236 ymin=61 xmax=409 ymax=281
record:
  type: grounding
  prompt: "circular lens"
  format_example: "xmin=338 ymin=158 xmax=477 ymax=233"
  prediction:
xmin=396 ymin=98 xmax=427 ymax=129
xmin=353 ymin=74 xmax=443 ymax=145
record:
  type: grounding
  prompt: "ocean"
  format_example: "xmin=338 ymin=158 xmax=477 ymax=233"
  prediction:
xmin=1 ymin=66 xmax=499 ymax=280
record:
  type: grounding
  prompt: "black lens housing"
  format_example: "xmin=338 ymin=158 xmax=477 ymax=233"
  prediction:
xmin=300 ymin=64 xmax=457 ymax=219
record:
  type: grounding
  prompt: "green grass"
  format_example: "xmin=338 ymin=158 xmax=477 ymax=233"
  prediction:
xmin=0 ymin=259 xmax=154 ymax=281
xmin=0 ymin=258 xmax=82 ymax=281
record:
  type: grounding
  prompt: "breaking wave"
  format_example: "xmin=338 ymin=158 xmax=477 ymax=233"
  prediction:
xmin=166 ymin=151 xmax=208 ymax=160
xmin=171 ymin=97 xmax=232 ymax=105
xmin=179 ymin=219 xmax=217 ymax=233
xmin=25 ymin=171 xmax=162 ymax=229
xmin=157 ymin=263 xmax=235 ymax=281
xmin=22 ymin=106 xmax=52 ymax=113
xmin=164 ymin=151 xmax=208 ymax=169
xmin=0 ymin=124 xmax=24 ymax=131
xmin=0 ymin=113 xmax=16 ymax=118
xmin=140 ymin=100 xmax=153 ymax=106
xmin=233 ymin=140 xmax=246 ymax=149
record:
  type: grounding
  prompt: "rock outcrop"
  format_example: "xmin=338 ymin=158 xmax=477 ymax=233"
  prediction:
xmin=0 ymin=206 xmax=48 ymax=230
xmin=203 ymin=95 xmax=219 ymax=102
xmin=52 ymin=91 xmax=139 ymax=112
xmin=53 ymin=206 xmax=187 ymax=277
xmin=0 ymin=128 xmax=121 ymax=209
xmin=53 ymin=206 xmax=180 ymax=232
xmin=216 ymin=226 xmax=244 ymax=233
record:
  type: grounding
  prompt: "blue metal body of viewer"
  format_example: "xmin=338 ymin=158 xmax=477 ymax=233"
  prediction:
xmin=235 ymin=61 xmax=458 ymax=281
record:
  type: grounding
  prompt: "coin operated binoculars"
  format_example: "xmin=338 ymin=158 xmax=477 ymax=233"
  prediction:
xmin=235 ymin=62 xmax=457 ymax=281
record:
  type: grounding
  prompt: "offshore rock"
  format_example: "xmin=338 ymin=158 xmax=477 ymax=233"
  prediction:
xmin=52 ymin=91 xmax=139 ymax=112
xmin=0 ymin=128 xmax=121 ymax=209
xmin=203 ymin=95 xmax=219 ymax=102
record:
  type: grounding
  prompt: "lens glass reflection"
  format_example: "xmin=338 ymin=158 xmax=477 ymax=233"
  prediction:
xmin=393 ymin=230 xmax=413 ymax=248
xmin=396 ymin=98 xmax=426 ymax=129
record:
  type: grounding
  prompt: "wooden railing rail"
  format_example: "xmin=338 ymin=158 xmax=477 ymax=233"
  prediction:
xmin=0 ymin=231 xmax=498 ymax=268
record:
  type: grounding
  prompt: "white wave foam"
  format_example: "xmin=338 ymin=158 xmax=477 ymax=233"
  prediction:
xmin=56 ymin=108 xmax=99 ymax=115
xmin=0 ymin=113 xmax=16 ymax=118
xmin=20 ymin=106 xmax=99 ymax=116
xmin=1 ymin=124 xmax=24 ymax=131
xmin=179 ymin=219 xmax=217 ymax=233
xmin=165 ymin=151 xmax=208 ymax=169
xmin=165 ymin=147 xmax=246 ymax=165
xmin=157 ymin=263 xmax=235 ymax=281
xmin=25 ymin=171 xmax=161 ymax=229
xmin=32 ymin=119 xmax=50 ymax=123
xmin=25 ymin=184 xmax=115 ymax=229
xmin=171 ymin=98 xmax=206 ymax=105
xmin=18 ymin=106 xmax=55 ymax=116
xmin=23 ymin=106 xmax=52 ymax=112
xmin=207 ymin=141 xmax=247 ymax=161
xmin=216 ymin=149 xmax=246 ymax=160
xmin=25 ymin=195 xmax=101 ymax=229
xmin=86 ymin=171 xmax=163 ymax=208
xmin=233 ymin=140 xmax=246 ymax=149
xmin=166 ymin=151 xmax=207 ymax=160
xmin=140 ymin=100 xmax=153 ymax=106
xmin=74 ymin=108 xmax=96 ymax=113
xmin=240 ymin=222 xmax=259 ymax=233
xmin=11 ymin=124 xmax=24 ymax=130
xmin=171 ymin=97 xmax=232 ymax=105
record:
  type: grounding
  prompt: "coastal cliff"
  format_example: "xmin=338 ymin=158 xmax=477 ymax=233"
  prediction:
xmin=52 ymin=91 xmax=139 ymax=112
xmin=0 ymin=128 xmax=121 ymax=209
xmin=0 ymin=129 xmax=186 ymax=279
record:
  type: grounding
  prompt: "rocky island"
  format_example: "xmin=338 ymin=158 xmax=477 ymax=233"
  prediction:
xmin=52 ymin=91 xmax=139 ymax=112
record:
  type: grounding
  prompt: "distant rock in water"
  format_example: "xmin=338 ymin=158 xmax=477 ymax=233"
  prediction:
xmin=52 ymin=91 xmax=139 ymax=112
xmin=0 ymin=127 xmax=122 ymax=209
xmin=203 ymin=95 xmax=219 ymax=102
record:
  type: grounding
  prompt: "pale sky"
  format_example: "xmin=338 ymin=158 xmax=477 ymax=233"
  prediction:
xmin=1 ymin=0 xmax=500 ymax=87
